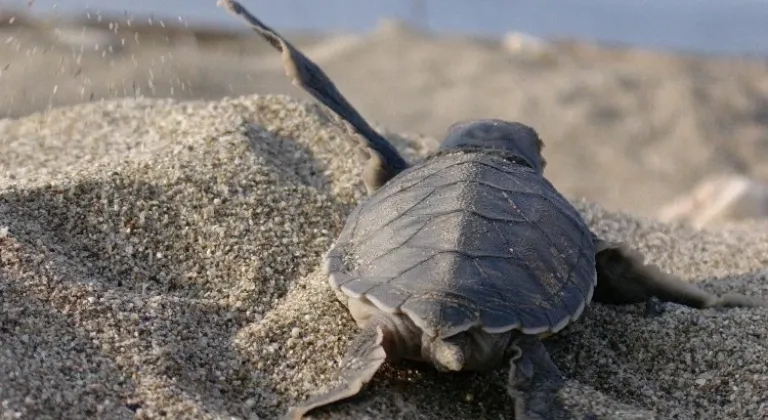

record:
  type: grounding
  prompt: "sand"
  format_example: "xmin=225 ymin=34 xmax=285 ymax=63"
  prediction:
xmin=1 ymin=93 xmax=767 ymax=420
xmin=2 ymin=9 xmax=768 ymax=420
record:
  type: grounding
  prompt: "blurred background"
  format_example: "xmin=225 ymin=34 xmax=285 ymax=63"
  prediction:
xmin=2 ymin=0 xmax=768 ymax=226
xmin=13 ymin=0 xmax=768 ymax=56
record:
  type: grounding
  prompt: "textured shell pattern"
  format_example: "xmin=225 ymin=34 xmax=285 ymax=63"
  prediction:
xmin=325 ymin=151 xmax=597 ymax=339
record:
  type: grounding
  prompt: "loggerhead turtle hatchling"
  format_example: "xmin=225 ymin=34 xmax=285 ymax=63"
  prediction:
xmin=219 ymin=1 xmax=768 ymax=419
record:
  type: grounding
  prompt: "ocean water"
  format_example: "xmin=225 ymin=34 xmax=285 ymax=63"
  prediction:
xmin=6 ymin=0 xmax=768 ymax=56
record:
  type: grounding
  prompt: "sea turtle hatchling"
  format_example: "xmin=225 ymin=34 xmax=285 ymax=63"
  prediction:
xmin=219 ymin=2 xmax=768 ymax=419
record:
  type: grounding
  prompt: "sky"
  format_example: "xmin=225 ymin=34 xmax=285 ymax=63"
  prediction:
xmin=5 ymin=0 xmax=768 ymax=56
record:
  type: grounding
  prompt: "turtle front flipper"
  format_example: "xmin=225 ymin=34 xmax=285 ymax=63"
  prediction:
xmin=218 ymin=0 xmax=409 ymax=193
xmin=592 ymin=237 xmax=768 ymax=310
xmin=506 ymin=336 xmax=575 ymax=420
xmin=284 ymin=323 xmax=389 ymax=420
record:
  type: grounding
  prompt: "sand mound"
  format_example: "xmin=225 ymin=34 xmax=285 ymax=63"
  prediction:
xmin=1 ymin=94 xmax=767 ymax=419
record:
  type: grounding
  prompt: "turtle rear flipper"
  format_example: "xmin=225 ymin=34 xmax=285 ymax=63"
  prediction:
xmin=219 ymin=0 xmax=409 ymax=193
xmin=507 ymin=336 xmax=575 ymax=420
xmin=284 ymin=323 xmax=389 ymax=420
xmin=593 ymin=238 xmax=768 ymax=310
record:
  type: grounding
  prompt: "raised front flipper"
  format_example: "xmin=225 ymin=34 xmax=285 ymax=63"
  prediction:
xmin=218 ymin=0 xmax=409 ymax=193
xmin=593 ymin=237 xmax=768 ymax=311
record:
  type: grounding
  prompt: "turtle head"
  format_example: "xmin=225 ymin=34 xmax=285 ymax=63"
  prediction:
xmin=438 ymin=119 xmax=546 ymax=173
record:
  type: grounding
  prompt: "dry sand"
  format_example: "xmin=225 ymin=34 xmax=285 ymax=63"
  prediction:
xmin=1 ymin=94 xmax=768 ymax=420
xmin=2 ymin=9 xmax=768 ymax=420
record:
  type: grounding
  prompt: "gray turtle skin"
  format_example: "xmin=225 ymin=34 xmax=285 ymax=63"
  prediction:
xmin=219 ymin=2 xmax=768 ymax=419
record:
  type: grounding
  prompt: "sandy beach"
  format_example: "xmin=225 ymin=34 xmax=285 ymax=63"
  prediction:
xmin=1 ymin=9 xmax=768 ymax=420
